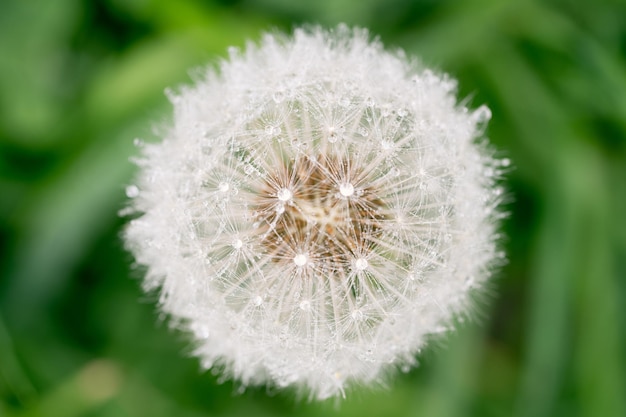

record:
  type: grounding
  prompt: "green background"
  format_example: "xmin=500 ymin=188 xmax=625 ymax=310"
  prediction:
xmin=1 ymin=0 xmax=625 ymax=416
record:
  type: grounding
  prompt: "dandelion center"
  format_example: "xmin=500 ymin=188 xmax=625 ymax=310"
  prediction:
xmin=253 ymin=155 xmax=387 ymax=276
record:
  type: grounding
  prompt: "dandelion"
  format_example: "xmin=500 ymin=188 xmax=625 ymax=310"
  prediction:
xmin=124 ymin=25 xmax=504 ymax=399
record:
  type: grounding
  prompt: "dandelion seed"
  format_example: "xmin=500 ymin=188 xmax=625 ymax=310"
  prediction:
xmin=123 ymin=25 xmax=505 ymax=400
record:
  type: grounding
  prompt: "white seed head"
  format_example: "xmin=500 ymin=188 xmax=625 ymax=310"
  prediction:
xmin=124 ymin=25 xmax=504 ymax=400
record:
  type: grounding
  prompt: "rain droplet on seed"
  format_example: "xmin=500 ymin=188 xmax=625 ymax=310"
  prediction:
xmin=293 ymin=254 xmax=307 ymax=266
xmin=272 ymin=91 xmax=285 ymax=103
xmin=355 ymin=258 xmax=368 ymax=270
xmin=277 ymin=188 xmax=292 ymax=201
xmin=339 ymin=183 xmax=354 ymax=197
xmin=125 ymin=185 xmax=139 ymax=198
xmin=328 ymin=127 xmax=338 ymax=143
xmin=472 ymin=105 xmax=492 ymax=123
xmin=218 ymin=182 xmax=230 ymax=192
xmin=351 ymin=309 xmax=364 ymax=321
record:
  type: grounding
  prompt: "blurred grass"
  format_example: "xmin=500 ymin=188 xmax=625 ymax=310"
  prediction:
xmin=1 ymin=0 xmax=625 ymax=416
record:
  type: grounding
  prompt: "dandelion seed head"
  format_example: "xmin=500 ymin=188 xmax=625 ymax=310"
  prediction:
xmin=124 ymin=25 xmax=505 ymax=400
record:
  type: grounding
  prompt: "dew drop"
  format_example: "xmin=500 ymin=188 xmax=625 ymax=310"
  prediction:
xmin=218 ymin=182 xmax=229 ymax=192
xmin=351 ymin=309 xmax=364 ymax=321
xmin=293 ymin=254 xmax=307 ymax=266
xmin=328 ymin=127 xmax=338 ymax=143
xmin=355 ymin=258 xmax=368 ymax=270
xmin=357 ymin=127 xmax=369 ymax=137
xmin=277 ymin=188 xmax=292 ymax=201
xmin=473 ymin=105 xmax=492 ymax=123
xmin=272 ymin=91 xmax=285 ymax=103
xmin=299 ymin=300 xmax=311 ymax=311
xmin=125 ymin=185 xmax=139 ymax=198
xmin=500 ymin=158 xmax=511 ymax=167
xmin=253 ymin=295 xmax=263 ymax=306
xmin=276 ymin=204 xmax=285 ymax=214
xmin=339 ymin=183 xmax=354 ymax=197
xmin=265 ymin=125 xmax=281 ymax=136
xmin=232 ymin=239 xmax=243 ymax=249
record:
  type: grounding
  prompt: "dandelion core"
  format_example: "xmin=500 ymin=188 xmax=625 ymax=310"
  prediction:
xmin=252 ymin=154 xmax=388 ymax=279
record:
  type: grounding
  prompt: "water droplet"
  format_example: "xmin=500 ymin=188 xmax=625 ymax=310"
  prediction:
xmin=293 ymin=253 xmax=307 ymax=266
xmin=232 ymin=239 xmax=243 ymax=249
xmin=272 ymin=91 xmax=285 ymax=103
xmin=276 ymin=204 xmax=285 ymax=214
xmin=277 ymin=188 xmax=292 ymax=201
xmin=299 ymin=300 xmax=311 ymax=311
xmin=133 ymin=138 xmax=144 ymax=147
xmin=357 ymin=127 xmax=369 ymax=137
xmin=339 ymin=183 xmax=354 ymax=197
xmin=397 ymin=108 xmax=408 ymax=118
xmin=351 ymin=309 xmax=364 ymax=321
xmin=244 ymin=164 xmax=254 ymax=175
xmin=355 ymin=258 xmax=368 ymax=270
xmin=194 ymin=325 xmax=209 ymax=339
xmin=381 ymin=140 xmax=393 ymax=151
xmin=365 ymin=97 xmax=375 ymax=107
xmin=388 ymin=167 xmax=400 ymax=177
xmin=265 ymin=125 xmax=281 ymax=136
xmin=218 ymin=182 xmax=229 ymax=192
xmin=253 ymin=295 xmax=263 ymax=306
xmin=500 ymin=158 xmax=511 ymax=167
xmin=473 ymin=105 xmax=492 ymax=123
xmin=328 ymin=127 xmax=338 ymax=143
xmin=125 ymin=185 xmax=139 ymax=198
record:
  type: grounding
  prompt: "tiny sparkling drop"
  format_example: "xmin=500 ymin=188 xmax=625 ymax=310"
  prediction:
xmin=473 ymin=105 xmax=492 ymax=123
xmin=355 ymin=258 xmax=368 ymax=270
xmin=125 ymin=185 xmax=139 ymax=198
xmin=339 ymin=183 xmax=354 ymax=197
xmin=218 ymin=182 xmax=230 ymax=192
xmin=277 ymin=188 xmax=292 ymax=201
xmin=272 ymin=91 xmax=285 ymax=103
xmin=293 ymin=254 xmax=307 ymax=266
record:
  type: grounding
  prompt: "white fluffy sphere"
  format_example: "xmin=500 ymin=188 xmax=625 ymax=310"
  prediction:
xmin=124 ymin=25 xmax=503 ymax=399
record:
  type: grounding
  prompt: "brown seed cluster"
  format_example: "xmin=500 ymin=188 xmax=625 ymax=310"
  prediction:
xmin=252 ymin=154 xmax=388 ymax=275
